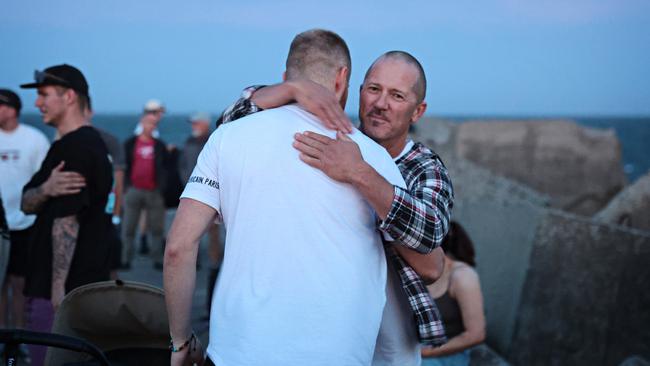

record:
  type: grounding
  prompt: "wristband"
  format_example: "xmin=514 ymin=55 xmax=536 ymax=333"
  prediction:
xmin=170 ymin=332 xmax=196 ymax=353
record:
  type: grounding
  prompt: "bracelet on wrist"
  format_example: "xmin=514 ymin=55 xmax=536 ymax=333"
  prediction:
xmin=169 ymin=332 xmax=196 ymax=353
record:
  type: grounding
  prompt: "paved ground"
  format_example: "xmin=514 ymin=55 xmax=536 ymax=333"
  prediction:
xmin=116 ymin=209 xmax=218 ymax=345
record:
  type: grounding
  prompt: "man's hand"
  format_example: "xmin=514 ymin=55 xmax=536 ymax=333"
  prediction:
xmin=170 ymin=336 xmax=205 ymax=366
xmin=43 ymin=161 xmax=86 ymax=197
xmin=293 ymin=131 xmax=367 ymax=183
xmin=288 ymin=80 xmax=353 ymax=133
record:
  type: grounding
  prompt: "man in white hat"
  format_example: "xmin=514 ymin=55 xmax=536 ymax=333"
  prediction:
xmin=121 ymin=99 xmax=170 ymax=270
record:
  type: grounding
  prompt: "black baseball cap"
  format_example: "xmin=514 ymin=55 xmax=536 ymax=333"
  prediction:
xmin=0 ymin=89 xmax=22 ymax=113
xmin=20 ymin=64 xmax=89 ymax=97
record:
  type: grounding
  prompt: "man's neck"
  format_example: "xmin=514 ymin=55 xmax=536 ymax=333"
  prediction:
xmin=0 ymin=118 xmax=19 ymax=133
xmin=56 ymin=112 xmax=88 ymax=138
xmin=138 ymin=133 xmax=154 ymax=142
xmin=384 ymin=138 xmax=408 ymax=159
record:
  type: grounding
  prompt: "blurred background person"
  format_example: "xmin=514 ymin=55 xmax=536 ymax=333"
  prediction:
xmin=85 ymin=99 xmax=125 ymax=279
xmin=179 ymin=112 xmax=224 ymax=315
xmin=422 ymin=222 xmax=485 ymax=366
xmin=132 ymin=100 xmax=164 ymax=255
xmin=0 ymin=88 xmax=49 ymax=362
xmin=122 ymin=100 xmax=170 ymax=270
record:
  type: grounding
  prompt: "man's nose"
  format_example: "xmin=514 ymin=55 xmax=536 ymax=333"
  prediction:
xmin=374 ymin=92 xmax=389 ymax=110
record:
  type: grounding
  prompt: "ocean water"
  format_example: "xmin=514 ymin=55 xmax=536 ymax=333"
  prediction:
xmin=20 ymin=114 xmax=650 ymax=183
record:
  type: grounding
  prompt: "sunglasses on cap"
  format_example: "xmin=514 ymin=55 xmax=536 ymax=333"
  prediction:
xmin=34 ymin=70 xmax=72 ymax=88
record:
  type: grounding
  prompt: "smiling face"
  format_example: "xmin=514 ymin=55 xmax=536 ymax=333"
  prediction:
xmin=359 ymin=57 xmax=427 ymax=157
xmin=35 ymin=85 xmax=67 ymax=126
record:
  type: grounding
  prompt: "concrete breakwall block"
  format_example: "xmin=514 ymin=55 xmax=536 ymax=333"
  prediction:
xmin=595 ymin=171 xmax=650 ymax=232
xmin=470 ymin=344 xmax=512 ymax=366
xmin=426 ymin=119 xmax=626 ymax=216
xmin=509 ymin=210 xmax=650 ymax=366
xmin=444 ymin=156 xmax=549 ymax=209
xmin=453 ymin=198 xmax=545 ymax=356
xmin=410 ymin=118 xmax=458 ymax=163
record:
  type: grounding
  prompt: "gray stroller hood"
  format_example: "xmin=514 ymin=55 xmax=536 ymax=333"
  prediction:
xmin=45 ymin=280 xmax=170 ymax=366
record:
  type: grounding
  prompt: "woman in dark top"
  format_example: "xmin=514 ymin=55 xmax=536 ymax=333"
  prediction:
xmin=421 ymin=222 xmax=486 ymax=366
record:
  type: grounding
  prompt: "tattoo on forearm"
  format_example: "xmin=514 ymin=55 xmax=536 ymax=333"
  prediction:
xmin=52 ymin=215 xmax=79 ymax=286
xmin=21 ymin=186 xmax=49 ymax=214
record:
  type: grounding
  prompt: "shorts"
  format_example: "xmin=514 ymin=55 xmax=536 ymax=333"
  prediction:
xmin=7 ymin=228 xmax=32 ymax=277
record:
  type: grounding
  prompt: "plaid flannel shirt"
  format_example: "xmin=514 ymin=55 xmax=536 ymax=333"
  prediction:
xmin=219 ymin=86 xmax=453 ymax=346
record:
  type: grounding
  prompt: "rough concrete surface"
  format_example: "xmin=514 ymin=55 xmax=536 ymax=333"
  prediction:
xmin=508 ymin=211 xmax=650 ymax=366
xmin=454 ymin=199 xmax=544 ymax=356
xmin=414 ymin=118 xmax=627 ymax=215
xmin=470 ymin=344 xmax=512 ymax=366
xmin=411 ymin=120 xmax=650 ymax=365
xmin=595 ymin=170 xmax=650 ymax=232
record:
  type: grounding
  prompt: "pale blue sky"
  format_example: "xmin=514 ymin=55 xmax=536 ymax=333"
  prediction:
xmin=2 ymin=0 xmax=649 ymax=116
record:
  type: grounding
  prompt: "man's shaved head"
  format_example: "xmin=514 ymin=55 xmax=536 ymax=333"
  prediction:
xmin=364 ymin=51 xmax=427 ymax=103
xmin=286 ymin=29 xmax=352 ymax=86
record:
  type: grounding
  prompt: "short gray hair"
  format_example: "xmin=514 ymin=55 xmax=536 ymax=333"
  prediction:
xmin=286 ymin=29 xmax=352 ymax=85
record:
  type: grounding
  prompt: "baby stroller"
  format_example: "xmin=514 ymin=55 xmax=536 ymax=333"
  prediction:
xmin=0 ymin=328 xmax=110 ymax=366
xmin=44 ymin=280 xmax=171 ymax=366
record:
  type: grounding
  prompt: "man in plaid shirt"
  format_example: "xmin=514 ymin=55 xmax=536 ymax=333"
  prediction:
xmin=219 ymin=51 xmax=454 ymax=365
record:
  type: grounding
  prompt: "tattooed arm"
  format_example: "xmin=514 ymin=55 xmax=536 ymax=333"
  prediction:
xmin=22 ymin=161 xmax=86 ymax=214
xmin=51 ymin=215 xmax=79 ymax=310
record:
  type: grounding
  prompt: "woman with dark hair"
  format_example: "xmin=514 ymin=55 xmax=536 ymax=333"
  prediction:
xmin=421 ymin=222 xmax=485 ymax=366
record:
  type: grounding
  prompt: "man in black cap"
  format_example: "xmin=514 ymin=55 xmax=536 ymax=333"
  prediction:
xmin=0 ymin=88 xmax=49 ymax=361
xmin=19 ymin=64 xmax=113 ymax=366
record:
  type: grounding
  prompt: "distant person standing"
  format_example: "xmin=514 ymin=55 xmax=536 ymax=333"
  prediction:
xmin=0 ymin=89 xmax=49 ymax=353
xmin=122 ymin=101 xmax=170 ymax=270
xmin=0 ymin=195 xmax=9 ymax=289
xmin=97 ymin=126 xmax=126 ymax=278
xmin=179 ymin=112 xmax=212 ymax=183
xmin=179 ymin=112 xmax=223 ymax=314
xmin=19 ymin=64 xmax=113 ymax=366
xmin=85 ymin=100 xmax=126 ymax=279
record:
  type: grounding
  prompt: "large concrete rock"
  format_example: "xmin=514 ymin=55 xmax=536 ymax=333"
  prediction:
xmin=595 ymin=171 xmax=650 ymax=231
xmin=413 ymin=118 xmax=627 ymax=215
xmin=455 ymin=120 xmax=626 ymax=215
xmin=509 ymin=211 xmax=650 ymax=366
xmin=470 ymin=344 xmax=511 ymax=366
xmin=412 ymin=131 xmax=650 ymax=366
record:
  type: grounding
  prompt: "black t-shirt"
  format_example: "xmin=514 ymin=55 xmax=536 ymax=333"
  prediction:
xmin=23 ymin=126 xmax=113 ymax=298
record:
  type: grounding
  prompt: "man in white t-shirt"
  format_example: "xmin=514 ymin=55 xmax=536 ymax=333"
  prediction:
xmin=164 ymin=29 xmax=406 ymax=366
xmin=0 ymin=89 xmax=49 ymax=342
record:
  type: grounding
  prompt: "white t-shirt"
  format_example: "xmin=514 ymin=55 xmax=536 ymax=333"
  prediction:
xmin=0 ymin=124 xmax=49 ymax=230
xmin=372 ymin=139 xmax=422 ymax=366
xmin=372 ymin=252 xmax=422 ymax=366
xmin=182 ymin=105 xmax=406 ymax=366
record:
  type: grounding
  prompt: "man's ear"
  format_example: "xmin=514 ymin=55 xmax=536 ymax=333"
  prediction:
xmin=334 ymin=66 xmax=349 ymax=94
xmin=282 ymin=71 xmax=287 ymax=82
xmin=64 ymin=89 xmax=77 ymax=106
xmin=410 ymin=101 xmax=427 ymax=124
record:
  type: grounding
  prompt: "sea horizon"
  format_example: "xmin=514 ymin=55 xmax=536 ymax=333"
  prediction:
xmin=20 ymin=113 xmax=650 ymax=183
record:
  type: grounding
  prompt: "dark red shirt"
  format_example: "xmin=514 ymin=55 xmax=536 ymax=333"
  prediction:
xmin=130 ymin=137 xmax=156 ymax=190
